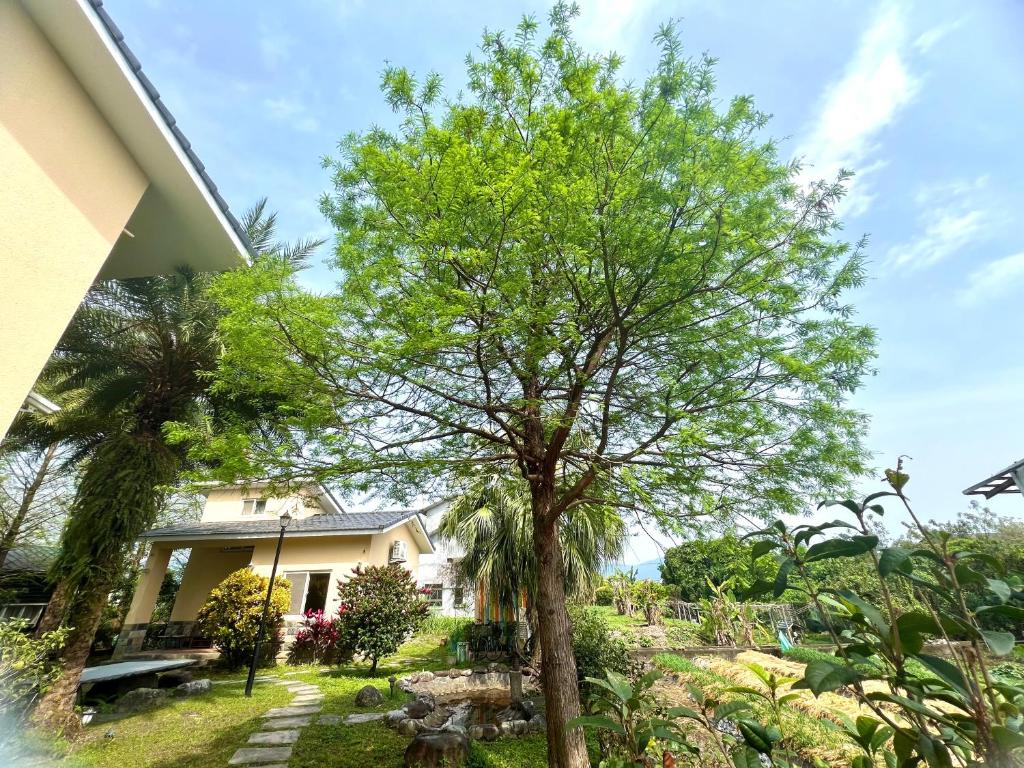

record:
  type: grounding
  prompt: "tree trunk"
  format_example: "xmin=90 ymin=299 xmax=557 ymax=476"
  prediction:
xmin=35 ymin=577 xmax=73 ymax=637
xmin=32 ymin=577 xmax=111 ymax=735
xmin=531 ymin=489 xmax=588 ymax=768
xmin=0 ymin=443 xmax=57 ymax=569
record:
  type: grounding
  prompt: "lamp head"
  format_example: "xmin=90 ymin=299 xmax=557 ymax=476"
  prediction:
xmin=279 ymin=510 xmax=293 ymax=529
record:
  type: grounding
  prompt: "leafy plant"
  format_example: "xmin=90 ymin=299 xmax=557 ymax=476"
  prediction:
xmin=0 ymin=620 xmax=68 ymax=728
xmin=609 ymin=569 xmax=638 ymax=617
xmin=334 ymin=564 xmax=429 ymax=674
xmin=195 ymin=568 xmax=290 ymax=670
xmin=570 ymin=669 xmax=693 ymax=767
xmin=288 ymin=609 xmax=341 ymax=665
xmin=632 ymin=581 xmax=666 ymax=627
xmin=595 ymin=582 xmax=615 ymax=607
xmin=745 ymin=463 xmax=1024 ymax=768
xmin=569 ymin=605 xmax=633 ymax=704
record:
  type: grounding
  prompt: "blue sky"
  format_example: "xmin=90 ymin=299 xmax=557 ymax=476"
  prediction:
xmin=106 ymin=0 xmax=1024 ymax=563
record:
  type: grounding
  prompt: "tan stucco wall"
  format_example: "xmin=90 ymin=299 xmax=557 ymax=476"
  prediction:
xmin=200 ymin=487 xmax=324 ymax=523
xmin=169 ymin=545 xmax=254 ymax=622
xmin=0 ymin=2 xmax=147 ymax=439
xmin=122 ymin=545 xmax=173 ymax=626
xmin=249 ymin=536 xmax=371 ymax=615
xmin=368 ymin=523 xmax=422 ymax=575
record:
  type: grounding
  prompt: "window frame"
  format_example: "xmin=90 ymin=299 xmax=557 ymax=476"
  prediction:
xmin=424 ymin=582 xmax=443 ymax=610
xmin=241 ymin=498 xmax=268 ymax=516
xmin=283 ymin=570 xmax=332 ymax=616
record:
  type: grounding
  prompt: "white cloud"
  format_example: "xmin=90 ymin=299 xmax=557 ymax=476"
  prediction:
xmin=259 ymin=27 xmax=294 ymax=70
xmin=887 ymin=176 xmax=989 ymax=270
xmin=795 ymin=4 xmax=920 ymax=218
xmin=957 ymin=251 xmax=1024 ymax=307
xmin=572 ymin=0 xmax=658 ymax=59
xmin=262 ymin=96 xmax=320 ymax=133
xmin=913 ymin=18 xmax=964 ymax=54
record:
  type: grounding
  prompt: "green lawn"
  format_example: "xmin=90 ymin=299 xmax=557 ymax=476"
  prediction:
xmin=59 ymin=633 xmax=550 ymax=768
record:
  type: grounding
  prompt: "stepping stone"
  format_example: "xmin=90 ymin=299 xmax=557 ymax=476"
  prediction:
xmin=318 ymin=714 xmax=342 ymax=725
xmin=263 ymin=716 xmax=312 ymax=729
xmin=248 ymin=729 xmax=300 ymax=745
xmin=344 ymin=712 xmax=385 ymax=725
xmin=264 ymin=705 xmax=321 ymax=718
xmin=292 ymin=696 xmax=323 ymax=704
xmin=228 ymin=746 xmax=293 ymax=765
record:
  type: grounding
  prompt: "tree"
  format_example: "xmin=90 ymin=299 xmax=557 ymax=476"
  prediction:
xmin=195 ymin=568 xmax=290 ymax=670
xmin=440 ymin=470 xmax=625 ymax=643
xmin=0 ymin=444 xmax=73 ymax=569
xmin=190 ymin=8 xmax=874 ymax=764
xmin=14 ymin=202 xmax=322 ymax=731
xmin=660 ymin=533 xmax=775 ymax=602
xmin=334 ymin=564 xmax=429 ymax=674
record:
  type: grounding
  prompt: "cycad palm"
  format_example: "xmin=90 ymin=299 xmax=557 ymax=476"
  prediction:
xmin=22 ymin=203 xmax=322 ymax=730
xmin=440 ymin=472 xmax=626 ymax=637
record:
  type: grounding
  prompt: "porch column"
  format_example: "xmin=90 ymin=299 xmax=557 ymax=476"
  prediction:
xmin=112 ymin=544 xmax=171 ymax=659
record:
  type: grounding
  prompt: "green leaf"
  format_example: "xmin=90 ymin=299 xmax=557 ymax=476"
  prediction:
xmin=981 ymin=629 xmax=1016 ymax=656
xmin=731 ymin=745 xmax=763 ymax=768
xmin=804 ymin=535 xmax=878 ymax=563
xmin=878 ymin=547 xmax=913 ymax=577
xmin=751 ymin=539 xmax=778 ymax=562
xmin=838 ymin=590 xmax=891 ymax=635
xmin=977 ymin=604 xmax=1024 ymax=621
xmin=987 ymin=578 xmax=1012 ymax=603
xmin=992 ymin=725 xmax=1024 ymax=751
xmin=773 ymin=558 xmax=794 ymax=598
xmin=714 ymin=700 xmax=751 ymax=721
xmin=665 ymin=705 xmax=702 ymax=721
xmin=796 ymin=659 xmax=859 ymax=695
xmin=566 ymin=715 xmax=626 ymax=735
xmin=737 ymin=719 xmax=778 ymax=754
xmin=913 ymin=653 xmax=969 ymax=695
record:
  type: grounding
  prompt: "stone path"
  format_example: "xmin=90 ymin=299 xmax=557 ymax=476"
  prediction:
xmin=227 ymin=678 xmax=330 ymax=766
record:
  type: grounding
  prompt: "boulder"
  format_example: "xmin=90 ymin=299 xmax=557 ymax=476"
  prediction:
xmin=386 ymin=709 xmax=408 ymax=728
xmin=417 ymin=671 xmax=435 ymax=683
xmin=448 ymin=668 xmax=461 ymax=679
xmin=355 ymin=685 xmax=385 ymax=707
xmin=468 ymin=723 xmax=500 ymax=742
xmin=404 ymin=699 xmax=433 ymax=719
xmin=420 ymin=706 xmax=451 ymax=730
xmin=404 ymin=730 xmax=470 ymax=768
xmin=116 ymin=688 xmax=167 ymax=713
xmin=156 ymin=670 xmax=193 ymax=688
xmin=398 ymin=718 xmax=422 ymax=737
xmin=173 ymin=679 xmax=212 ymax=697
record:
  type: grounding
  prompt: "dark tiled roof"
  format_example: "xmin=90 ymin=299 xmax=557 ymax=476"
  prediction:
xmin=0 ymin=544 xmax=57 ymax=573
xmin=86 ymin=0 xmax=255 ymax=257
xmin=143 ymin=511 xmax=418 ymax=540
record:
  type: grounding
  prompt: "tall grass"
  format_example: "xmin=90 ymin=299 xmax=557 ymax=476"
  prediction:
xmin=419 ymin=615 xmax=473 ymax=638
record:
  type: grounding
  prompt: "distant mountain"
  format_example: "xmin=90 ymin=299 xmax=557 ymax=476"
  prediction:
xmin=604 ymin=559 xmax=663 ymax=581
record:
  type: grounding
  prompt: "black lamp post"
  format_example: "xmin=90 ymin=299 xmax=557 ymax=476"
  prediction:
xmin=245 ymin=508 xmax=292 ymax=697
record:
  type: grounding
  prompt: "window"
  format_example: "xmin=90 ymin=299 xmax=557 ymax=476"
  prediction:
xmin=284 ymin=572 xmax=330 ymax=615
xmin=241 ymin=498 xmax=268 ymax=515
xmin=453 ymin=586 xmax=465 ymax=608
xmin=424 ymin=583 xmax=443 ymax=609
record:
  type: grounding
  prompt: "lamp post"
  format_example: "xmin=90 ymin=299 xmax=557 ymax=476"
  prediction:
xmin=245 ymin=508 xmax=292 ymax=697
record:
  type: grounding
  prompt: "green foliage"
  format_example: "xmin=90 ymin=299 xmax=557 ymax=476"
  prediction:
xmin=195 ymin=568 xmax=290 ymax=670
xmin=569 ymin=605 xmax=632 ymax=702
xmin=0 ymin=620 xmax=68 ymax=722
xmin=419 ymin=614 xmax=473 ymax=640
xmin=334 ymin=564 xmax=429 ymax=674
xmin=660 ymin=534 xmax=777 ymax=601
xmin=631 ymin=580 xmax=666 ymax=626
xmin=594 ymin=582 xmax=615 ymax=607
xmin=747 ymin=467 xmax=1024 ymax=767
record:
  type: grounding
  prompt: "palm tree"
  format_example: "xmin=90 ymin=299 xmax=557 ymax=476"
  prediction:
xmin=440 ymin=471 xmax=626 ymax=649
xmin=19 ymin=202 xmax=322 ymax=731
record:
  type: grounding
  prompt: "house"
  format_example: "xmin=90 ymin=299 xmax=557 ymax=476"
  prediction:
xmin=0 ymin=0 xmax=250 ymax=441
xmin=0 ymin=544 xmax=57 ymax=628
xmin=114 ymin=483 xmax=434 ymax=657
xmin=416 ymin=499 xmax=476 ymax=618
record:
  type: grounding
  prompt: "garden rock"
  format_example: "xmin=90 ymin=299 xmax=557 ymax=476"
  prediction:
xmin=156 ymin=670 xmax=193 ymax=688
xmin=404 ymin=699 xmax=433 ymax=719
xmin=116 ymin=688 xmax=166 ymax=712
xmin=386 ymin=709 xmax=408 ymax=727
xmin=403 ymin=730 xmax=469 ymax=768
xmin=467 ymin=723 xmax=499 ymax=741
xmin=344 ymin=712 xmax=386 ymax=725
xmin=420 ymin=706 xmax=451 ymax=729
xmin=355 ymin=684 xmax=385 ymax=707
xmin=398 ymin=718 xmax=422 ymax=736
xmin=174 ymin=678 xmax=212 ymax=697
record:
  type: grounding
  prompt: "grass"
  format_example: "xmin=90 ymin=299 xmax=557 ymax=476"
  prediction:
xmin=591 ymin=605 xmax=704 ymax=648
xmin=61 ymin=632 xmax=550 ymax=768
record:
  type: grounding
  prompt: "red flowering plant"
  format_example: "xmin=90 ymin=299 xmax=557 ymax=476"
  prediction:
xmin=288 ymin=609 xmax=342 ymax=665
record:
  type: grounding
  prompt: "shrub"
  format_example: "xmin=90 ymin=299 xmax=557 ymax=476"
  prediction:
xmin=568 ymin=605 xmax=631 ymax=704
xmin=419 ymin=614 xmax=473 ymax=639
xmin=0 ymin=620 xmax=68 ymax=723
xmin=288 ymin=609 xmax=341 ymax=665
xmin=195 ymin=568 xmax=290 ymax=670
xmin=594 ymin=583 xmax=614 ymax=606
xmin=335 ymin=564 xmax=429 ymax=674
xmin=631 ymin=580 xmax=666 ymax=625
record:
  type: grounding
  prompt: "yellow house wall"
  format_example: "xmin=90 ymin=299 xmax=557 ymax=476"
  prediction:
xmin=122 ymin=545 xmax=173 ymax=627
xmin=199 ymin=487 xmax=324 ymax=523
xmin=0 ymin=2 xmax=147 ymax=439
xmin=169 ymin=546 xmax=255 ymax=622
